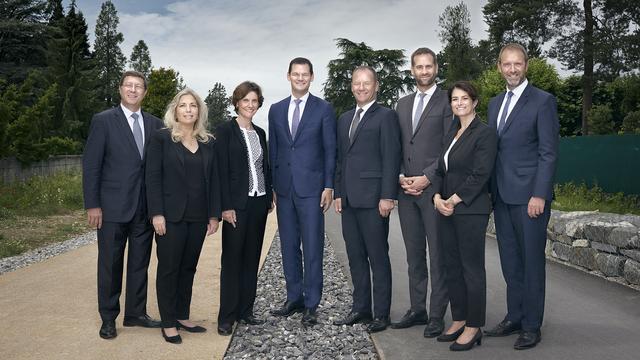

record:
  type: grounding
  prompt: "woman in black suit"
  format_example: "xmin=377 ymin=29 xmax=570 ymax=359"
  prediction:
xmin=216 ymin=81 xmax=273 ymax=336
xmin=145 ymin=88 xmax=221 ymax=344
xmin=431 ymin=81 xmax=497 ymax=351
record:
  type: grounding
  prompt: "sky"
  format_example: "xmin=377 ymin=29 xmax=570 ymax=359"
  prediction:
xmin=75 ymin=0 xmax=492 ymax=129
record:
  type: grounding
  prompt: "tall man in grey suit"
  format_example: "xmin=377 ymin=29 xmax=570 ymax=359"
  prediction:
xmin=83 ymin=71 xmax=163 ymax=339
xmin=333 ymin=66 xmax=401 ymax=333
xmin=391 ymin=48 xmax=452 ymax=337
xmin=484 ymin=43 xmax=559 ymax=350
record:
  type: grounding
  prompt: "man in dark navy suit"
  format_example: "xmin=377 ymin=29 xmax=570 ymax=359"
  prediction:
xmin=484 ymin=43 xmax=559 ymax=350
xmin=83 ymin=71 xmax=163 ymax=339
xmin=333 ymin=66 xmax=401 ymax=333
xmin=268 ymin=58 xmax=336 ymax=326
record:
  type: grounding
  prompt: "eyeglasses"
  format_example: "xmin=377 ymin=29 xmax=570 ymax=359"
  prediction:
xmin=121 ymin=83 xmax=145 ymax=91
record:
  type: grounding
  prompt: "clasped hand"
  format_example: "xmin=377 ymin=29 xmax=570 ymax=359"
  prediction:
xmin=400 ymin=175 xmax=430 ymax=196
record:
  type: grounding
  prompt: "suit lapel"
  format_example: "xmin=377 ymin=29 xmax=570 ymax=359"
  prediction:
xmin=349 ymin=103 xmax=378 ymax=150
xmin=502 ymin=85 xmax=531 ymax=135
xmin=141 ymin=111 xmax=157 ymax=159
xmin=281 ymin=97 xmax=294 ymax=144
xmin=200 ymin=140 xmax=210 ymax=184
xmin=449 ymin=117 xmax=478 ymax=157
xmin=113 ymin=107 xmax=140 ymax=158
xmin=399 ymin=94 xmax=415 ymax=137
xmin=489 ymin=93 xmax=505 ymax=129
xmin=172 ymin=139 xmax=185 ymax=168
xmin=293 ymin=94 xmax=316 ymax=143
xmin=412 ymin=88 xmax=440 ymax=138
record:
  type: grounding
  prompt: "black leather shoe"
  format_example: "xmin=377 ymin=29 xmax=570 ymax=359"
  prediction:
xmin=484 ymin=320 xmax=522 ymax=337
xmin=161 ymin=328 xmax=182 ymax=344
xmin=450 ymin=329 xmax=482 ymax=351
xmin=514 ymin=330 xmax=541 ymax=350
xmin=437 ymin=325 xmax=465 ymax=342
xmin=390 ymin=310 xmax=428 ymax=329
xmin=217 ymin=323 xmax=233 ymax=336
xmin=176 ymin=322 xmax=207 ymax=333
xmin=301 ymin=308 xmax=318 ymax=326
xmin=333 ymin=312 xmax=373 ymax=326
xmin=99 ymin=320 xmax=117 ymax=339
xmin=123 ymin=314 xmax=161 ymax=328
xmin=423 ymin=318 xmax=445 ymax=338
xmin=239 ymin=313 xmax=265 ymax=325
xmin=366 ymin=316 xmax=390 ymax=333
xmin=270 ymin=300 xmax=304 ymax=317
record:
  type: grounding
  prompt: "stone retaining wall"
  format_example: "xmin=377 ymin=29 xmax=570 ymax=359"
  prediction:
xmin=0 ymin=155 xmax=82 ymax=184
xmin=488 ymin=210 xmax=640 ymax=290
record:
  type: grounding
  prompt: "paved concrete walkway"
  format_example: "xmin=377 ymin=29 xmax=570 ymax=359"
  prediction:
xmin=326 ymin=211 xmax=640 ymax=360
xmin=0 ymin=215 xmax=278 ymax=360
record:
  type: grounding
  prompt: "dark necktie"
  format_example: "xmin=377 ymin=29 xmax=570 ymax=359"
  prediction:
xmin=349 ymin=108 xmax=364 ymax=143
xmin=413 ymin=92 xmax=427 ymax=133
xmin=131 ymin=113 xmax=143 ymax=158
xmin=497 ymin=91 xmax=514 ymax=135
xmin=291 ymin=99 xmax=302 ymax=137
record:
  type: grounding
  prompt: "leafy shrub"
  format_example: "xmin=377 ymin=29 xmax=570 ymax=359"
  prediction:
xmin=621 ymin=110 xmax=640 ymax=134
xmin=587 ymin=104 xmax=615 ymax=135
xmin=553 ymin=182 xmax=640 ymax=215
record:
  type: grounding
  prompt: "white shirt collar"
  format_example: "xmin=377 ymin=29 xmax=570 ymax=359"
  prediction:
xmin=416 ymin=84 xmax=437 ymax=99
xmin=120 ymin=104 xmax=141 ymax=120
xmin=357 ymin=99 xmax=376 ymax=114
xmin=507 ymin=79 xmax=528 ymax=97
xmin=290 ymin=92 xmax=310 ymax=104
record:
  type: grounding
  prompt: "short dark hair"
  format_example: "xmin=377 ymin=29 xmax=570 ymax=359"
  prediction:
xmin=448 ymin=81 xmax=479 ymax=102
xmin=498 ymin=43 xmax=529 ymax=64
xmin=411 ymin=47 xmax=438 ymax=67
xmin=119 ymin=70 xmax=147 ymax=89
xmin=288 ymin=57 xmax=314 ymax=75
xmin=232 ymin=81 xmax=264 ymax=113
xmin=352 ymin=65 xmax=378 ymax=83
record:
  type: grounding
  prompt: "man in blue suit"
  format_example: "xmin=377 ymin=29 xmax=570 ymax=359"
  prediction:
xmin=484 ymin=43 xmax=559 ymax=350
xmin=268 ymin=57 xmax=337 ymax=326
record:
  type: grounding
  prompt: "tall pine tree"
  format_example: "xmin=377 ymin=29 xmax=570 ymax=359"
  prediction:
xmin=93 ymin=0 xmax=126 ymax=108
xmin=129 ymin=40 xmax=152 ymax=78
xmin=204 ymin=82 xmax=231 ymax=132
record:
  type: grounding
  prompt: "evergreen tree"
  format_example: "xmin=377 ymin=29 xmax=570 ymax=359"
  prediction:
xmin=438 ymin=1 xmax=481 ymax=87
xmin=204 ymin=82 xmax=231 ymax=132
xmin=93 ymin=0 xmax=126 ymax=107
xmin=129 ymin=40 xmax=152 ymax=78
xmin=323 ymin=38 xmax=414 ymax=116
xmin=142 ymin=67 xmax=184 ymax=118
xmin=46 ymin=0 xmax=64 ymax=23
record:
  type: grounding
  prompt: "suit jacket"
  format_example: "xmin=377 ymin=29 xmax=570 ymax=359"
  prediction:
xmin=431 ymin=116 xmax=497 ymax=215
xmin=396 ymin=87 xmax=453 ymax=186
xmin=268 ymin=93 xmax=336 ymax=197
xmin=82 ymin=106 xmax=163 ymax=222
xmin=216 ymin=119 xmax=273 ymax=211
xmin=144 ymin=128 xmax=221 ymax=222
xmin=334 ymin=103 xmax=401 ymax=208
xmin=488 ymin=84 xmax=559 ymax=205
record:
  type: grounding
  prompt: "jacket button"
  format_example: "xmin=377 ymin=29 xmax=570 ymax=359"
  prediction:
xmin=410 ymin=140 xmax=414 ymax=144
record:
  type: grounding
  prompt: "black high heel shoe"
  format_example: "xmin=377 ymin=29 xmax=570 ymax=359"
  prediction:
xmin=437 ymin=326 xmax=465 ymax=342
xmin=161 ymin=328 xmax=182 ymax=344
xmin=449 ymin=329 xmax=482 ymax=351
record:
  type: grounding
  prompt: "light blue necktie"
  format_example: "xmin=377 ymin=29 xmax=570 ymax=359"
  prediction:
xmin=497 ymin=91 xmax=514 ymax=135
xmin=291 ymin=99 xmax=302 ymax=137
xmin=413 ymin=92 xmax=427 ymax=133
xmin=131 ymin=113 xmax=143 ymax=158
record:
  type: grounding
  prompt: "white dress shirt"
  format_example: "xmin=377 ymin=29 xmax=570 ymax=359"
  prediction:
xmin=287 ymin=92 xmax=310 ymax=134
xmin=120 ymin=104 xmax=145 ymax=144
xmin=497 ymin=79 xmax=528 ymax=129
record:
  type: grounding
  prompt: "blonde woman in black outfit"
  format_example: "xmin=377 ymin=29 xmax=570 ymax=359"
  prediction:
xmin=431 ymin=81 xmax=497 ymax=351
xmin=146 ymin=88 xmax=221 ymax=344
xmin=216 ymin=81 xmax=273 ymax=336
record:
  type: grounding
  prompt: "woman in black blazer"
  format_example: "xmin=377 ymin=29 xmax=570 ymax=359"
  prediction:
xmin=145 ymin=88 xmax=221 ymax=344
xmin=431 ymin=81 xmax=497 ymax=351
xmin=215 ymin=81 xmax=273 ymax=336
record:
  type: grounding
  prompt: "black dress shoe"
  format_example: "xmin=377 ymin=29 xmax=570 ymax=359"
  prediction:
xmin=161 ymin=328 xmax=182 ymax=344
xmin=123 ymin=314 xmax=161 ymax=328
xmin=450 ymin=329 xmax=482 ymax=351
xmin=484 ymin=320 xmax=522 ymax=337
xmin=270 ymin=300 xmax=304 ymax=317
xmin=333 ymin=312 xmax=373 ymax=326
xmin=301 ymin=308 xmax=318 ymax=326
xmin=366 ymin=316 xmax=390 ymax=333
xmin=423 ymin=318 xmax=445 ymax=338
xmin=514 ymin=330 xmax=541 ymax=350
xmin=239 ymin=313 xmax=265 ymax=325
xmin=176 ymin=322 xmax=207 ymax=333
xmin=99 ymin=320 xmax=117 ymax=339
xmin=437 ymin=326 xmax=465 ymax=342
xmin=217 ymin=323 xmax=233 ymax=336
xmin=390 ymin=310 xmax=428 ymax=329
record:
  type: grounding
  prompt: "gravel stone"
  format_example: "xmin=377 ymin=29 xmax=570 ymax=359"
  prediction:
xmin=224 ymin=233 xmax=378 ymax=359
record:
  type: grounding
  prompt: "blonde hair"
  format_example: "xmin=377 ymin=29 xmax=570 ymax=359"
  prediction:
xmin=163 ymin=88 xmax=212 ymax=143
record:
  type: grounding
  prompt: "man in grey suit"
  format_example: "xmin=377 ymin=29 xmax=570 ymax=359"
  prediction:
xmin=391 ymin=48 xmax=452 ymax=337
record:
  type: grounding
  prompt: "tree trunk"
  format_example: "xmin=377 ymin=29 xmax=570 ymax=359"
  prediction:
xmin=582 ymin=0 xmax=594 ymax=135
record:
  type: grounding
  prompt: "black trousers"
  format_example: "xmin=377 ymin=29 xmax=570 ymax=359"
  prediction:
xmin=155 ymin=221 xmax=207 ymax=328
xmin=218 ymin=196 xmax=268 ymax=326
xmin=440 ymin=213 xmax=488 ymax=327
xmin=341 ymin=205 xmax=392 ymax=318
xmin=97 ymin=196 xmax=154 ymax=321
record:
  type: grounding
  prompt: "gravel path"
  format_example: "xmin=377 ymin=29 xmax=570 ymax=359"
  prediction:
xmin=0 ymin=231 xmax=96 ymax=275
xmin=225 ymin=233 xmax=378 ymax=359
